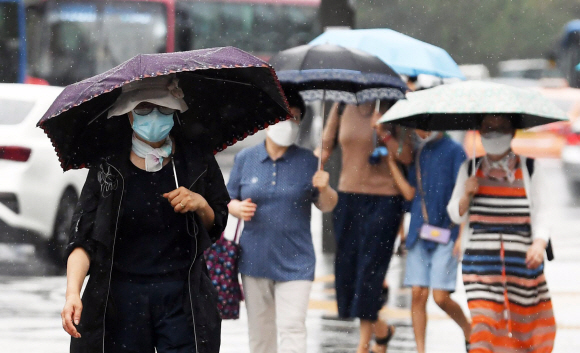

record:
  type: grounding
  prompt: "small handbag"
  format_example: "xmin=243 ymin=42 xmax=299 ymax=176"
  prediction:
xmin=419 ymin=223 xmax=451 ymax=245
xmin=415 ymin=148 xmax=453 ymax=245
xmin=204 ymin=219 xmax=244 ymax=320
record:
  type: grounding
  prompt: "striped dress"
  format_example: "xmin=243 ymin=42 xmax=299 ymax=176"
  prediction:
xmin=462 ymin=159 xmax=556 ymax=353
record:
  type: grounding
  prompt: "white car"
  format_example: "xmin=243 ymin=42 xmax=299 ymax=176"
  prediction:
xmin=0 ymin=84 xmax=88 ymax=265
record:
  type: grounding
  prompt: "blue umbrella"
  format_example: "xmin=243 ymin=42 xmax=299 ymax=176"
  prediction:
xmin=309 ymin=28 xmax=465 ymax=80
xmin=576 ymin=63 xmax=580 ymax=71
xmin=561 ymin=20 xmax=580 ymax=47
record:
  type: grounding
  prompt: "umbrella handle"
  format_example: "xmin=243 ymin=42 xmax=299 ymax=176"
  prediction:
xmin=472 ymin=130 xmax=477 ymax=176
xmin=172 ymin=158 xmax=179 ymax=188
xmin=318 ymin=90 xmax=327 ymax=170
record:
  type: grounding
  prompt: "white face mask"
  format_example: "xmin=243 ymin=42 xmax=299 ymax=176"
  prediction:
xmin=481 ymin=132 xmax=513 ymax=155
xmin=416 ymin=131 xmax=439 ymax=145
xmin=266 ymin=120 xmax=299 ymax=147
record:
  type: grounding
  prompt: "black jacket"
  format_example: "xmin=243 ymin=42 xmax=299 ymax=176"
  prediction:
xmin=65 ymin=134 xmax=230 ymax=353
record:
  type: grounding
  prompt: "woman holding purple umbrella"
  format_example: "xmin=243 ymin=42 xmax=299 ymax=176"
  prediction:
xmin=60 ymin=76 xmax=230 ymax=353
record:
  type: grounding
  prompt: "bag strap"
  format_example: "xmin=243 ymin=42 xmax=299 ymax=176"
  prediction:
xmin=525 ymin=157 xmax=535 ymax=176
xmin=233 ymin=219 xmax=243 ymax=243
xmin=414 ymin=148 xmax=430 ymax=224
xmin=467 ymin=157 xmax=484 ymax=177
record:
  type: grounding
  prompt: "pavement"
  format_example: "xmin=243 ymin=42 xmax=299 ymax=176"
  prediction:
xmin=0 ymin=153 xmax=578 ymax=352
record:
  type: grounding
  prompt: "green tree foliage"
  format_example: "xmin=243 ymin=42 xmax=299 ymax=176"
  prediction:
xmin=356 ymin=0 xmax=580 ymax=71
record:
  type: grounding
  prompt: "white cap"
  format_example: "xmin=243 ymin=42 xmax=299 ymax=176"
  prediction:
xmin=107 ymin=75 xmax=189 ymax=118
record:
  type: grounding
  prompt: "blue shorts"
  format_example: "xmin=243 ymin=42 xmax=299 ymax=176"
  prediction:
xmin=403 ymin=239 xmax=459 ymax=292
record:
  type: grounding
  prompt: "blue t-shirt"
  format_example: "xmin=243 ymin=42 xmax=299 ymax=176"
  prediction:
xmin=227 ymin=143 xmax=319 ymax=281
xmin=407 ymin=136 xmax=466 ymax=250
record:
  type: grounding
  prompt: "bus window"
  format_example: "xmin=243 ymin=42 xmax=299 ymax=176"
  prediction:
xmin=28 ymin=1 xmax=167 ymax=86
xmin=175 ymin=4 xmax=193 ymax=52
xmin=185 ymin=3 xmax=245 ymax=49
xmin=47 ymin=3 xmax=98 ymax=85
xmin=26 ymin=0 xmax=319 ymax=85
xmin=26 ymin=5 xmax=44 ymax=79
xmin=0 ymin=2 xmax=21 ymax=83
xmin=183 ymin=2 xmax=320 ymax=57
xmin=100 ymin=2 xmax=167 ymax=73
xmin=558 ymin=20 xmax=580 ymax=88
xmin=560 ymin=32 xmax=580 ymax=88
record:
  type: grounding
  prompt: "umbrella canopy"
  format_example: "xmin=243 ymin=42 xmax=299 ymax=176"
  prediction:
xmin=309 ymin=29 xmax=465 ymax=80
xmin=562 ymin=20 xmax=580 ymax=47
xmin=377 ymin=81 xmax=568 ymax=130
xmin=38 ymin=47 xmax=290 ymax=171
xmin=530 ymin=86 xmax=580 ymax=118
xmin=269 ymin=44 xmax=407 ymax=104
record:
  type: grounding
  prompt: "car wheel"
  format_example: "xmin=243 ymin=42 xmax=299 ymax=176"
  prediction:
xmin=47 ymin=189 xmax=77 ymax=267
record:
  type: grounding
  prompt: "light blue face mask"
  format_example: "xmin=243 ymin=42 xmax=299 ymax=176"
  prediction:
xmin=131 ymin=109 xmax=175 ymax=143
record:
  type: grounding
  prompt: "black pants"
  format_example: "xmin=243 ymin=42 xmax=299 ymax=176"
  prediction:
xmin=333 ymin=192 xmax=402 ymax=321
xmin=105 ymin=279 xmax=196 ymax=353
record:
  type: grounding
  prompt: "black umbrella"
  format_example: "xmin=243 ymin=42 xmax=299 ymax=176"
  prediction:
xmin=270 ymin=44 xmax=407 ymax=168
xmin=269 ymin=44 xmax=407 ymax=104
xmin=37 ymin=47 xmax=290 ymax=171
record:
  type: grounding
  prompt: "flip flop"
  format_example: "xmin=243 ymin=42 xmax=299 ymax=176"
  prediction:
xmin=369 ymin=325 xmax=395 ymax=353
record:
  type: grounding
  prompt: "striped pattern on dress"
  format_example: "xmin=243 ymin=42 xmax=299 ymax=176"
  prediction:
xmin=463 ymin=162 xmax=556 ymax=353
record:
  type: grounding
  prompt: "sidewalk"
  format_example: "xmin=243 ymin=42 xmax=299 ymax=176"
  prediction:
xmin=221 ymin=246 xmax=580 ymax=353
xmin=220 ymin=209 xmax=468 ymax=353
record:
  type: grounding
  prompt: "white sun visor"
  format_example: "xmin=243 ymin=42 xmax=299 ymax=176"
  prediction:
xmin=107 ymin=75 xmax=189 ymax=118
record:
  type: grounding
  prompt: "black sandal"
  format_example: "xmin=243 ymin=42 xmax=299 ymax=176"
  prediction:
xmin=369 ymin=325 xmax=395 ymax=353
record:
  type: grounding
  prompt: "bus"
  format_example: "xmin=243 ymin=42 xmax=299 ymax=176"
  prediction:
xmin=0 ymin=0 xmax=26 ymax=83
xmin=558 ymin=20 xmax=580 ymax=88
xmin=26 ymin=0 xmax=321 ymax=86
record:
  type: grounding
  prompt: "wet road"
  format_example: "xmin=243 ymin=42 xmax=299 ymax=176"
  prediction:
xmin=0 ymin=157 xmax=578 ymax=352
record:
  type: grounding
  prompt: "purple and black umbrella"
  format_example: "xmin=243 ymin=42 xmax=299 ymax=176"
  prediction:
xmin=37 ymin=47 xmax=290 ymax=171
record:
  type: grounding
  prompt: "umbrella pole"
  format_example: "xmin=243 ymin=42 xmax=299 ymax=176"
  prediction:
xmin=172 ymin=159 xmax=180 ymax=188
xmin=472 ymin=130 xmax=477 ymax=176
xmin=318 ymin=90 xmax=327 ymax=170
xmin=372 ymin=99 xmax=380 ymax=151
